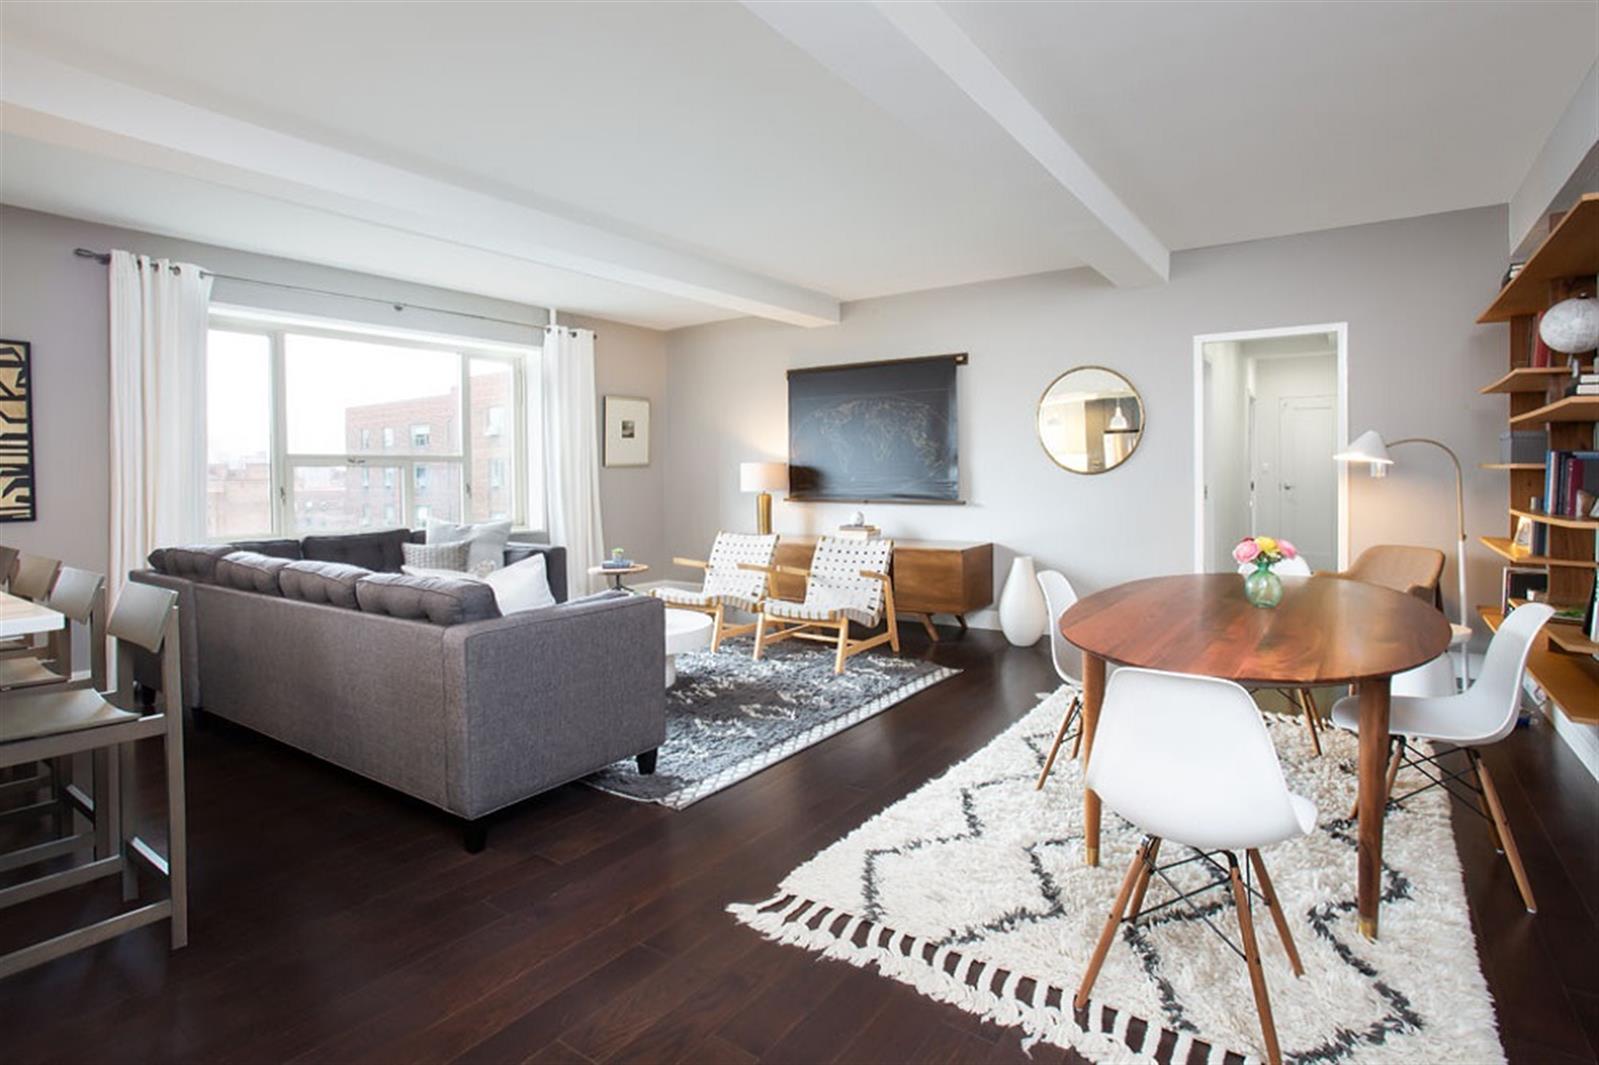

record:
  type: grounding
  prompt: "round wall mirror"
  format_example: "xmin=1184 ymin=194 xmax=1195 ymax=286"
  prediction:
xmin=1036 ymin=366 xmax=1145 ymax=474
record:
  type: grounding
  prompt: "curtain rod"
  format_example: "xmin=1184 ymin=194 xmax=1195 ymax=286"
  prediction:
xmin=71 ymin=248 xmax=586 ymax=335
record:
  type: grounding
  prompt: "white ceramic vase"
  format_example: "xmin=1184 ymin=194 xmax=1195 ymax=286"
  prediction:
xmin=998 ymin=555 xmax=1048 ymax=646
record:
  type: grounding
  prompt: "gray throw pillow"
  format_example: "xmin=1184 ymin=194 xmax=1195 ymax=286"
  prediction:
xmin=401 ymin=539 xmax=471 ymax=572
xmin=426 ymin=518 xmax=511 ymax=572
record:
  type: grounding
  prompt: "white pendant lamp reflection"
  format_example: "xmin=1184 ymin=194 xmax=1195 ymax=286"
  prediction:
xmin=1107 ymin=402 xmax=1131 ymax=432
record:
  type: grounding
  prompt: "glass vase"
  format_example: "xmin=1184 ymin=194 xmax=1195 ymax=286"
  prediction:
xmin=1244 ymin=561 xmax=1283 ymax=608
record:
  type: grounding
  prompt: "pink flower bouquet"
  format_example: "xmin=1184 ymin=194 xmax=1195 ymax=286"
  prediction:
xmin=1232 ymin=535 xmax=1297 ymax=568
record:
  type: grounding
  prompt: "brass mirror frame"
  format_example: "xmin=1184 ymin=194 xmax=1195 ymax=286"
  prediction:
xmin=1035 ymin=364 xmax=1145 ymax=475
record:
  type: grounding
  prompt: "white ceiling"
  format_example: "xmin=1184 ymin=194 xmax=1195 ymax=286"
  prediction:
xmin=2 ymin=1 xmax=1594 ymax=331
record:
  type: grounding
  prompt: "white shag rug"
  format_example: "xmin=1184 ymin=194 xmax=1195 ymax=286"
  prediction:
xmin=729 ymin=687 xmax=1503 ymax=1065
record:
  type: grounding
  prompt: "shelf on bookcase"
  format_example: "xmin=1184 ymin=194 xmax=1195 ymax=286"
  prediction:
xmin=1506 ymin=395 xmax=1599 ymax=428
xmin=1479 ymin=536 xmax=1598 ymax=569
xmin=1479 ymin=367 xmax=1575 ymax=394
xmin=1480 ymin=463 xmax=1544 ymax=471
xmin=1479 ymin=193 xmax=1599 ymax=322
xmin=1478 ymin=606 xmax=1599 ymax=725
xmin=1508 ymin=508 xmax=1599 ymax=531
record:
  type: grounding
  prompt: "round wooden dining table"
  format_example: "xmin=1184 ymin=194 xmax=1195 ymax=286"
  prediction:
xmin=1059 ymin=572 xmax=1452 ymax=940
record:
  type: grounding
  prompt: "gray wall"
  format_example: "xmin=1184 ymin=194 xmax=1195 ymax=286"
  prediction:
xmin=0 ymin=205 xmax=670 ymax=595
xmin=663 ymin=205 xmax=1510 ymax=636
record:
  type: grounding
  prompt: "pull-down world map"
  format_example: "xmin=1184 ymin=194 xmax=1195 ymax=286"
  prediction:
xmin=787 ymin=355 xmax=961 ymax=502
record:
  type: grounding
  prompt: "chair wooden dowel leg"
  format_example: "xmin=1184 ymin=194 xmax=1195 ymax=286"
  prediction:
xmin=1127 ymin=837 xmax=1162 ymax=921
xmin=1298 ymin=689 xmax=1323 ymax=757
xmin=1035 ymin=696 xmax=1079 ymax=791
xmin=1349 ymin=737 xmax=1402 ymax=821
xmin=1471 ymin=755 xmax=1505 ymax=854
xmin=1247 ymin=849 xmax=1304 ymax=977
xmin=752 ymin=612 xmax=768 ymax=661
xmin=1074 ymin=839 xmax=1151 ymax=1011
xmin=833 ymin=621 xmax=849 ymax=675
xmin=1229 ymin=856 xmax=1284 ymax=1065
xmin=1472 ymin=751 xmax=1536 ymax=914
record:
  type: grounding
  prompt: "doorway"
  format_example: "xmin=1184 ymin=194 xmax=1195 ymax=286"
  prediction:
xmin=1193 ymin=324 xmax=1348 ymax=573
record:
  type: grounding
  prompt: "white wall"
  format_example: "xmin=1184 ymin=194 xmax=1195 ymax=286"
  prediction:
xmin=0 ymin=206 xmax=670 ymax=595
xmin=663 ymin=206 xmax=1509 ymax=634
xmin=1202 ymin=340 xmax=1251 ymax=571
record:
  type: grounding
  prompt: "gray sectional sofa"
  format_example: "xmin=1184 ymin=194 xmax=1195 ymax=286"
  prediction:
xmin=131 ymin=528 xmax=664 ymax=850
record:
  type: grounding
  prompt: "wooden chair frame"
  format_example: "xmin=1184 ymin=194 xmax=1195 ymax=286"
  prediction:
xmin=0 ymin=594 xmax=188 ymax=980
xmin=745 ymin=562 xmax=901 ymax=674
xmin=1076 ymin=838 xmax=1303 ymax=1065
xmin=662 ymin=556 xmax=776 ymax=651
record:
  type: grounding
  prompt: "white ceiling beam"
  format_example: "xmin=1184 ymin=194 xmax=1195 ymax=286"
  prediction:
xmin=746 ymin=0 xmax=1169 ymax=286
xmin=0 ymin=49 xmax=841 ymax=327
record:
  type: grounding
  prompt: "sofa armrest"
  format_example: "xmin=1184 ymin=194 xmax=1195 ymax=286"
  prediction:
xmin=441 ymin=592 xmax=664 ymax=818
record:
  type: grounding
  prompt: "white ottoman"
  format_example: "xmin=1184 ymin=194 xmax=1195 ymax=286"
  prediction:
xmin=663 ymin=608 xmax=715 ymax=687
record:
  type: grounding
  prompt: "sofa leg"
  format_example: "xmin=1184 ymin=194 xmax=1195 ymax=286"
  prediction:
xmin=461 ymin=820 xmax=488 ymax=853
xmin=636 ymin=749 xmax=659 ymax=776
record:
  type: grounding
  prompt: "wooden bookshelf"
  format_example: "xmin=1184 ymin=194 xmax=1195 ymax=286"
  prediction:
xmin=1480 ymin=462 xmax=1544 ymax=471
xmin=1508 ymin=395 xmax=1599 ymax=428
xmin=1479 ymin=535 xmax=1599 ymax=568
xmin=1479 ymin=196 xmax=1598 ymax=725
xmin=1479 ymin=193 xmax=1599 ymax=322
xmin=1479 ymin=607 xmax=1599 ymax=725
xmin=1509 ymin=507 xmax=1599 ymax=531
xmin=1479 ymin=366 xmax=1575 ymax=394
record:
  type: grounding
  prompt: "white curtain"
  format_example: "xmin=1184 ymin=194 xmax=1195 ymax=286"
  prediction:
xmin=538 ymin=325 xmax=605 ymax=594
xmin=108 ymin=251 xmax=212 ymax=599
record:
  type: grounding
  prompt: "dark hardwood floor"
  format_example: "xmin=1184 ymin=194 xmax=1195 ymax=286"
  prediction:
xmin=2 ymin=629 xmax=1595 ymax=1064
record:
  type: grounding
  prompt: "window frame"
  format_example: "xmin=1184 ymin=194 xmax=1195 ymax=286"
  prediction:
xmin=206 ymin=308 xmax=539 ymax=540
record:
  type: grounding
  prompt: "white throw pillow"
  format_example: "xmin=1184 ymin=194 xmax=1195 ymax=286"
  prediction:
xmin=403 ymin=553 xmax=555 ymax=615
xmin=482 ymin=553 xmax=556 ymax=614
xmin=426 ymin=518 xmax=512 ymax=573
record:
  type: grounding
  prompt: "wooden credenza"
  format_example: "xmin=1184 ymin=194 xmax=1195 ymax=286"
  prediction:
xmin=772 ymin=536 xmax=994 ymax=639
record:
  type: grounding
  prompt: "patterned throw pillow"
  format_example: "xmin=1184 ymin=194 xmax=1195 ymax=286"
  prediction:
xmin=401 ymin=539 xmax=470 ymax=572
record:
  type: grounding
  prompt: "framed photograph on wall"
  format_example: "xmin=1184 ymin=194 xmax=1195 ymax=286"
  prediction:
xmin=603 ymin=395 xmax=651 ymax=467
xmin=0 ymin=339 xmax=36 ymax=522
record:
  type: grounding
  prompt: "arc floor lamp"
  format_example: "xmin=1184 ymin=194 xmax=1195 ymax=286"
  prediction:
xmin=1335 ymin=429 xmax=1474 ymax=686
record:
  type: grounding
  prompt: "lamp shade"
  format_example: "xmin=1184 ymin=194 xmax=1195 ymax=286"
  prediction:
xmin=740 ymin=461 xmax=788 ymax=493
xmin=1333 ymin=429 xmax=1393 ymax=467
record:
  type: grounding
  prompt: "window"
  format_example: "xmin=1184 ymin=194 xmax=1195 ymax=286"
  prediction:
xmin=204 ymin=314 xmax=536 ymax=538
xmin=205 ymin=330 xmax=274 ymax=537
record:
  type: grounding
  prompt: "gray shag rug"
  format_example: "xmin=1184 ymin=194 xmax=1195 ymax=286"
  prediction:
xmin=584 ymin=639 xmax=959 ymax=809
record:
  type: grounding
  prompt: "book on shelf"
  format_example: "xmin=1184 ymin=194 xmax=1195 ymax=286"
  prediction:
xmin=1541 ymin=452 xmax=1599 ymax=518
xmin=1530 ymin=311 xmax=1553 ymax=368
xmin=835 ymin=524 xmax=881 ymax=541
xmin=1502 ymin=566 xmax=1547 ymax=615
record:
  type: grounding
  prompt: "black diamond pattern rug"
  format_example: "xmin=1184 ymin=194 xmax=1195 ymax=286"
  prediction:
xmin=730 ymin=687 xmax=1503 ymax=1065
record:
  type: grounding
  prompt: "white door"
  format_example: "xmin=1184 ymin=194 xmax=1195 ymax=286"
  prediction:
xmin=1278 ymin=395 xmax=1337 ymax=571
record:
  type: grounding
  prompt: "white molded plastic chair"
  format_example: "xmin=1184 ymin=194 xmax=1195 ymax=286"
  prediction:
xmin=1034 ymin=569 xmax=1084 ymax=789
xmin=0 ymin=580 xmax=189 ymax=979
xmin=1235 ymin=555 xmax=1325 ymax=754
xmin=1330 ymin=602 xmax=1553 ymax=913
xmin=1076 ymin=668 xmax=1316 ymax=1065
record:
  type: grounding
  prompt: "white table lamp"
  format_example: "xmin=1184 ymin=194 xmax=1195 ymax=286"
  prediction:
xmin=1334 ymin=428 xmax=1472 ymax=685
xmin=740 ymin=461 xmax=788 ymax=535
